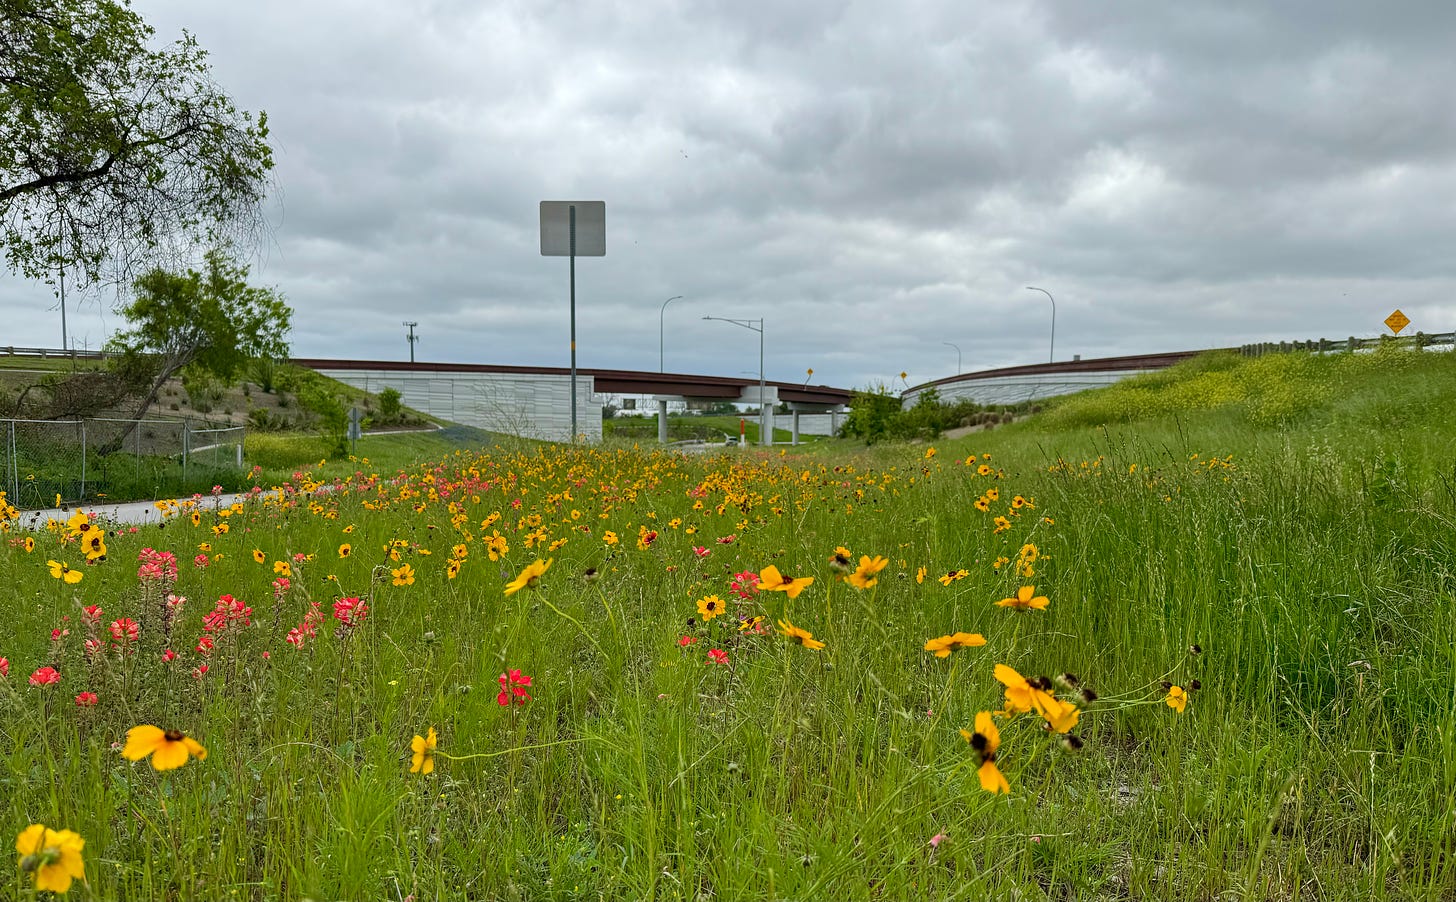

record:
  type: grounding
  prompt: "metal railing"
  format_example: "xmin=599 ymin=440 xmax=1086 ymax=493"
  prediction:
xmin=1239 ymin=332 xmax=1455 ymax=356
xmin=1 ymin=345 xmax=112 ymax=361
xmin=1 ymin=417 xmax=245 ymax=509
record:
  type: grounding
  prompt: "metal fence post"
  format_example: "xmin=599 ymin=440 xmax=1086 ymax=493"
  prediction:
xmin=182 ymin=421 xmax=190 ymax=484
xmin=7 ymin=421 xmax=15 ymax=502
xmin=79 ymin=419 xmax=87 ymax=499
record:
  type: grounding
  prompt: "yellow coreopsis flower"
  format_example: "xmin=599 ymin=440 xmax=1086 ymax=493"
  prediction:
xmin=993 ymin=665 xmax=1079 ymax=733
xmin=996 ymin=586 xmax=1049 ymax=611
xmin=847 ymin=555 xmax=889 ymax=590
xmin=923 ymin=632 xmax=987 ymax=658
xmin=46 ymin=560 xmax=82 ymax=584
xmin=121 ymin=725 xmax=207 ymax=771
xmin=938 ymin=569 xmax=968 ymax=586
xmin=1166 ymin=685 xmax=1188 ymax=714
xmin=777 ymin=618 xmax=826 ymax=650
xmin=252 ymin=549 xmax=266 ymax=564
xmin=959 ymin=711 xmax=1010 ymax=795
xmin=757 ymin=565 xmax=814 ymax=599
xmin=338 ymin=543 xmax=352 ymax=558
xmin=504 ymin=558 xmax=552 ymax=595
xmin=411 ymin=727 xmax=438 ymax=774
xmin=16 ymin=824 xmax=86 ymax=894
xmin=391 ymin=563 xmax=416 ymax=586
xmin=696 ymin=594 xmax=725 ymax=621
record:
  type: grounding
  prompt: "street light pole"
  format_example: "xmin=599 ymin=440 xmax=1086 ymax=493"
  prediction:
xmin=659 ymin=295 xmax=683 ymax=372
xmin=1025 ymin=286 xmax=1055 ymax=363
xmin=943 ymin=341 xmax=962 ymax=374
xmin=703 ymin=315 xmax=768 ymax=447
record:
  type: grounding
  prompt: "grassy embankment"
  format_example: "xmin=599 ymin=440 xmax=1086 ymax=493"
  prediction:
xmin=1 ymin=345 xmax=1454 ymax=899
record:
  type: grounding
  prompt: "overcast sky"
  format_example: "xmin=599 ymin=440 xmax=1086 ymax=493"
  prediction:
xmin=4 ymin=1 xmax=1455 ymax=390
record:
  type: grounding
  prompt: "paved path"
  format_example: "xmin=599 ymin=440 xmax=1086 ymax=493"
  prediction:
xmin=12 ymin=492 xmax=259 ymax=530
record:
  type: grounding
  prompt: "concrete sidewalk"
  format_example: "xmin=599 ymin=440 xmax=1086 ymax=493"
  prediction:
xmin=12 ymin=491 xmax=257 ymax=530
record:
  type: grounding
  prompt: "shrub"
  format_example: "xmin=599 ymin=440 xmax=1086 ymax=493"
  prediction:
xmin=378 ymin=387 xmax=402 ymax=418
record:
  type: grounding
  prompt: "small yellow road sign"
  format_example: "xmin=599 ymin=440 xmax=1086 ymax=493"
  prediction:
xmin=1385 ymin=309 xmax=1410 ymax=335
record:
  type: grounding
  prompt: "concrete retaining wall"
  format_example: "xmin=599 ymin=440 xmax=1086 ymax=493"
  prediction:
xmin=313 ymin=368 xmax=602 ymax=443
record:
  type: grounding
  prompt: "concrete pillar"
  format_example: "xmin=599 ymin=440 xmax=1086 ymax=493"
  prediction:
xmin=791 ymin=411 xmax=801 ymax=445
xmin=763 ymin=408 xmax=774 ymax=446
xmin=657 ymin=400 xmax=669 ymax=443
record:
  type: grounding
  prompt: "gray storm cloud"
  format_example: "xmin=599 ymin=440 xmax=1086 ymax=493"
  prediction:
xmin=3 ymin=0 xmax=1452 ymax=387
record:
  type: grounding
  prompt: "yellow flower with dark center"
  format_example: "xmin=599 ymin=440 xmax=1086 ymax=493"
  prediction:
xmin=938 ymin=569 xmax=968 ymax=586
xmin=411 ymin=727 xmax=438 ymax=774
xmin=738 ymin=615 xmax=764 ymax=632
xmin=777 ymin=618 xmax=826 ymax=650
xmin=391 ymin=563 xmax=416 ymax=586
xmin=923 ymin=632 xmax=987 ymax=658
xmin=756 ymin=565 xmax=814 ymax=599
xmin=986 ymin=487 xmax=1000 ymax=502
xmin=16 ymin=824 xmax=86 ymax=894
xmin=191 ymin=511 xmax=202 ymax=526
xmin=122 ymin=725 xmax=207 ymax=771
xmin=24 ymin=536 xmax=35 ymax=552
xmin=696 ymin=594 xmax=725 ymax=621
xmin=273 ymin=560 xmax=292 ymax=578
xmin=81 ymin=529 xmax=106 ymax=561
xmin=973 ymin=497 xmax=990 ymax=512
xmin=446 ymin=559 xmax=462 ymax=580
xmin=338 ymin=543 xmax=352 ymax=558
xmin=994 ymin=665 xmax=1080 ymax=733
xmin=995 ymin=586 xmax=1049 ymax=611
xmin=1166 ymin=685 xmax=1187 ymax=714
xmin=603 ymin=531 xmax=619 ymax=546
xmin=252 ymin=549 xmax=266 ymax=564
xmin=451 ymin=543 xmax=468 ymax=560
xmin=46 ymin=560 xmax=82 ymax=584
xmin=504 ymin=558 xmax=552 ymax=595
xmin=847 ymin=555 xmax=889 ymax=590
xmin=828 ymin=546 xmax=854 ymax=574
xmin=959 ymin=711 xmax=1010 ymax=794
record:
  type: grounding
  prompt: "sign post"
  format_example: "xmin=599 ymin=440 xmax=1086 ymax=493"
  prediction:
xmin=541 ymin=201 xmax=606 ymax=442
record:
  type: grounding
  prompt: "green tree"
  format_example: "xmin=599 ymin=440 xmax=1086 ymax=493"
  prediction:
xmin=107 ymin=248 xmax=291 ymax=420
xmin=1 ymin=0 xmax=273 ymax=284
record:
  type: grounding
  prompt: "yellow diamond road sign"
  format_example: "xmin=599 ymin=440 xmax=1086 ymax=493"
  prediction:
xmin=1385 ymin=309 xmax=1410 ymax=335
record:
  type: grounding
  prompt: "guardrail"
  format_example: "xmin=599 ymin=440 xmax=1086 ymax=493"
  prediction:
xmin=1239 ymin=332 xmax=1454 ymax=355
xmin=2 ymin=346 xmax=111 ymax=360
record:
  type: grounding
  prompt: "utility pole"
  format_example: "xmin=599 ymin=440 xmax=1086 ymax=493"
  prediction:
xmin=59 ymin=267 xmax=70 ymax=368
xmin=403 ymin=321 xmax=419 ymax=363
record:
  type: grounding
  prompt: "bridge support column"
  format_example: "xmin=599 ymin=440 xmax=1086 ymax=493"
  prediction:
xmin=791 ymin=411 xmax=800 ymax=445
xmin=657 ymin=400 xmax=669 ymax=443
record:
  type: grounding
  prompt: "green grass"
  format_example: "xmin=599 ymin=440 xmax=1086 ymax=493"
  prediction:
xmin=2 ymin=347 xmax=1456 ymax=899
xmin=604 ymin=414 xmax=819 ymax=444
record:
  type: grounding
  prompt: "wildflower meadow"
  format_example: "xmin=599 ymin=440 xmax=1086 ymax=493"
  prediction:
xmin=4 ymin=347 xmax=1456 ymax=900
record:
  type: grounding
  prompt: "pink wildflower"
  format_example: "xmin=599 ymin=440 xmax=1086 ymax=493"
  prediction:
xmin=497 ymin=669 xmax=533 ymax=706
xmin=332 ymin=597 xmax=369 ymax=627
xmin=108 ymin=618 xmax=139 ymax=643
xmin=707 ymin=649 xmax=729 ymax=665
xmin=29 ymin=666 xmax=60 ymax=686
xmin=75 ymin=691 xmax=98 ymax=707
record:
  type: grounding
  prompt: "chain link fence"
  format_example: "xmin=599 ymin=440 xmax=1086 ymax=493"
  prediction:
xmin=1 ymin=418 xmax=246 ymax=509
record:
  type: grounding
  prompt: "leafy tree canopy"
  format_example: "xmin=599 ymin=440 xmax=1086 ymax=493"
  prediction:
xmin=1 ymin=0 xmax=273 ymax=285
xmin=109 ymin=248 xmax=291 ymax=384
